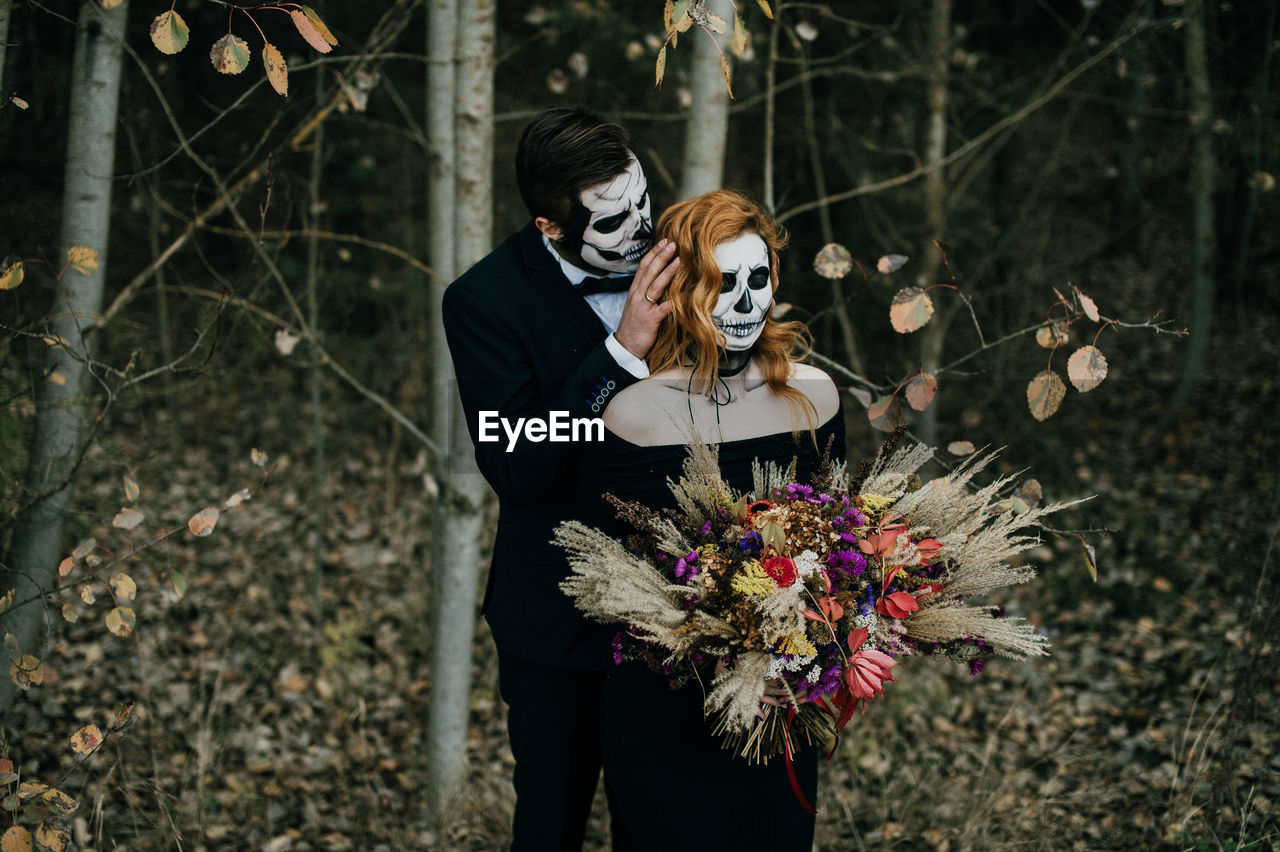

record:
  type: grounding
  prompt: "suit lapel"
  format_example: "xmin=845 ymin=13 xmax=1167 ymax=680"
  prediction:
xmin=518 ymin=222 xmax=608 ymax=342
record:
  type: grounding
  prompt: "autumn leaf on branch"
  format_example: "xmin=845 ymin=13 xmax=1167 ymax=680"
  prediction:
xmin=814 ymin=243 xmax=853 ymax=279
xmin=263 ymin=44 xmax=289 ymax=97
xmin=210 ymin=34 xmax=251 ymax=75
xmin=105 ymin=607 xmax=136 ymax=638
xmin=0 ymin=257 xmax=23 ymax=290
xmin=1036 ymin=320 xmax=1070 ymax=349
xmin=112 ymin=507 xmax=144 ymax=531
xmin=69 ymin=724 xmax=103 ymax=756
xmin=8 ymin=655 xmax=44 ymax=690
xmin=1027 ymin=370 xmax=1066 ymax=421
xmin=1072 ymin=285 xmax=1101 ymax=322
xmin=108 ymin=573 xmax=137 ymax=603
xmin=34 ymin=819 xmax=71 ymax=852
xmin=889 ymin=286 xmax=934 ymax=333
xmin=867 ymin=395 xmax=903 ymax=432
xmin=290 ymin=6 xmax=339 ymax=53
xmin=877 ymin=254 xmax=908 ymax=274
xmin=1 ymin=826 xmax=32 ymax=852
xmin=17 ymin=783 xmax=76 ymax=815
xmin=905 ymin=372 xmax=938 ymax=411
xmin=66 ymin=245 xmax=98 ymax=275
xmin=1067 ymin=345 xmax=1109 ymax=392
xmin=188 ymin=506 xmax=221 ymax=537
xmin=150 ymin=10 xmax=190 ymax=55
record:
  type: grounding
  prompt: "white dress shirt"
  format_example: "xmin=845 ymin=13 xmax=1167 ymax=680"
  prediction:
xmin=542 ymin=235 xmax=649 ymax=379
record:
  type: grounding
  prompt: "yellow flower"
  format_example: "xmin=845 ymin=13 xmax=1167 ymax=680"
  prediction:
xmin=861 ymin=493 xmax=895 ymax=515
xmin=730 ymin=561 xmax=775 ymax=597
xmin=776 ymin=631 xmax=817 ymax=657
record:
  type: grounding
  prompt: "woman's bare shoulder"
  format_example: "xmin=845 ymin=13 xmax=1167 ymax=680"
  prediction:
xmin=603 ymin=380 xmax=689 ymax=444
xmin=789 ymin=362 xmax=840 ymax=422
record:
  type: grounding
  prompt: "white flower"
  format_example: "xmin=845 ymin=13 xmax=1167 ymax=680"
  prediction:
xmin=794 ymin=549 xmax=821 ymax=578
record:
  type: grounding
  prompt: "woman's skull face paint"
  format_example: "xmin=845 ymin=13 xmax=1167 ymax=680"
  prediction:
xmin=712 ymin=232 xmax=772 ymax=351
xmin=569 ymin=155 xmax=654 ymax=273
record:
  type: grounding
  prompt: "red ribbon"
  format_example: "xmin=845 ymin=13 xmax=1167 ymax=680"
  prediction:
xmin=782 ymin=707 xmax=817 ymax=816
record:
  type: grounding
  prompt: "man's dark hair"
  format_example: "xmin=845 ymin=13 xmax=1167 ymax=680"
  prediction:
xmin=516 ymin=107 xmax=635 ymax=227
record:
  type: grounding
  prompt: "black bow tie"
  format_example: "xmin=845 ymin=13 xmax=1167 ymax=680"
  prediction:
xmin=574 ymin=275 xmax=634 ymax=297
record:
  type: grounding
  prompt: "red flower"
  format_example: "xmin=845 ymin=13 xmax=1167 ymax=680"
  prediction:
xmin=875 ymin=590 xmax=920 ymax=619
xmin=761 ymin=555 xmax=797 ymax=588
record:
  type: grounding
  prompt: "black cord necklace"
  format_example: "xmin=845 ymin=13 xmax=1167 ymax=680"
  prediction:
xmin=685 ymin=357 xmax=751 ymax=431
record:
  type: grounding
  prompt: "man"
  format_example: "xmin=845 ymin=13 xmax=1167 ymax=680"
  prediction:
xmin=442 ymin=108 xmax=679 ymax=850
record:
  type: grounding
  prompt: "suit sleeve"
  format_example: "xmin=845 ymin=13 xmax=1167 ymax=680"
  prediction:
xmin=442 ymin=284 xmax=639 ymax=503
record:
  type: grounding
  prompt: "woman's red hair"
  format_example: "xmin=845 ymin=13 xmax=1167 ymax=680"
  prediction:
xmin=648 ymin=190 xmax=815 ymax=428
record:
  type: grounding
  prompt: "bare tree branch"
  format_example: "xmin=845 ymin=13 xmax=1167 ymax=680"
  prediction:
xmin=99 ymin=0 xmax=423 ymax=329
xmin=776 ymin=21 xmax=1158 ymax=225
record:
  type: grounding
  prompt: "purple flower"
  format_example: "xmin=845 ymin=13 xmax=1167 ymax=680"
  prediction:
xmin=673 ymin=550 xmax=700 ymax=584
xmin=785 ymin=483 xmax=814 ymax=501
xmin=611 ymin=632 xmax=625 ymax=666
xmin=969 ymin=658 xmax=985 ymax=676
xmin=825 ymin=549 xmax=867 ymax=577
xmin=739 ymin=531 xmax=763 ymax=554
xmin=701 ymin=520 xmax=713 ymax=535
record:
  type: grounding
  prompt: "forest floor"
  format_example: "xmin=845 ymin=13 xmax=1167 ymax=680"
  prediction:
xmin=3 ymin=305 xmax=1278 ymax=852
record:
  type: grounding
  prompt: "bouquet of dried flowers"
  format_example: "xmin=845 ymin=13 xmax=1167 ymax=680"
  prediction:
xmin=555 ymin=434 xmax=1076 ymax=775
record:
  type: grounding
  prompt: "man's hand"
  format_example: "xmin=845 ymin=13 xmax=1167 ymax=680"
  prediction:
xmin=614 ymin=238 xmax=679 ymax=361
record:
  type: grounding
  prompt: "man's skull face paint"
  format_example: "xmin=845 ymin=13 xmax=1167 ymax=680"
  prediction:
xmin=712 ymin=232 xmax=772 ymax=351
xmin=570 ymin=156 xmax=653 ymax=274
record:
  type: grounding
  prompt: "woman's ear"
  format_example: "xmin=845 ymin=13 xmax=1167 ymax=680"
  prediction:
xmin=535 ymin=217 xmax=564 ymax=241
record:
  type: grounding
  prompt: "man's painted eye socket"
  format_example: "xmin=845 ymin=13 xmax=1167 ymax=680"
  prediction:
xmin=638 ymin=190 xmax=649 ymax=210
xmin=721 ymin=272 xmax=737 ymax=294
xmin=594 ymin=210 xmax=628 ymax=234
xmin=747 ymin=267 xmax=770 ymax=290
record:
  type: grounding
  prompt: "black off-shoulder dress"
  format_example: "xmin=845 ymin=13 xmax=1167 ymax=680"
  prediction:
xmin=574 ymin=410 xmax=846 ymax=852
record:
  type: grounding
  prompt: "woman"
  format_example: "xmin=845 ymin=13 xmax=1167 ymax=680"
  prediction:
xmin=577 ymin=190 xmax=844 ymax=850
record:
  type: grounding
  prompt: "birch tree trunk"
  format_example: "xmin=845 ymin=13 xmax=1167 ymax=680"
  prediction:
xmin=425 ymin=0 xmax=456 ymax=604
xmin=1171 ymin=0 xmax=1215 ymax=407
xmin=679 ymin=0 xmax=733 ymax=198
xmin=0 ymin=0 xmax=12 ymax=93
xmin=425 ymin=0 xmax=492 ymax=823
xmin=916 ymin=0 xmax=951 ymax=451
xmin=1 ymin=0 xmax=129 ymax=717
xmin=1117 ymin=0 xmax=1152 ymax=218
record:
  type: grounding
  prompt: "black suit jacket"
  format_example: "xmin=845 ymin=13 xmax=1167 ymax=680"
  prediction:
xmin=442 ymin=221 xmax=641 ymax=669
